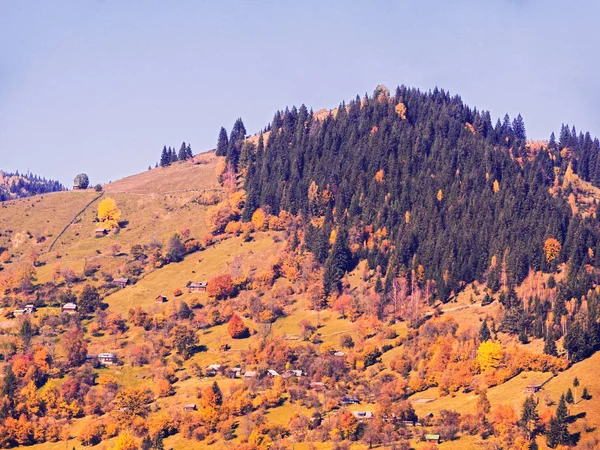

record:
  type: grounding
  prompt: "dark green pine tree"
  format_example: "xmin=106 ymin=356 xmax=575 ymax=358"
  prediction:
xmin=160 ymin=146 xmax=169 ymax=167
xmin=512 ymin=113 xmax=527 ymax=140
xmin=553 ymin=394 xmax=570 ymax=446
xmin=212 ymin=381 xmax=223 ymax=406
xmin=519 ymin=395 xmax=539 ymax=439
xmin=186 ymin=143 xmax=193 ymax=159
xmin=1 ymin=365 xmax=18 ymax=398
xmin=323 ymin=228 xmax=351 ymax=297
xmin=216 ymin=127 xmax=229 ymax=156
xmin=565 ymin=388 xmax=574 ymax=404
xmin=479 ymin=320 xmax=491 ymax=342
xmin=170 ymin=147 xmax=178 ymax=163
xmin=544 ymin=329 xmax=558 ymax=356
xmin=19 ymin=318 xmax=33 ymax=348
xmin=582 ymin=386 xmax=589 ymax=400
xmin=141 ymin=436 xmax=152 ymax=450
xmin=178 ymin=142 xmax=188 ymax=160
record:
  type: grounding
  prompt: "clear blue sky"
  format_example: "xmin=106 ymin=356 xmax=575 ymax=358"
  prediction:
xmin=1 ymin=1 xmax=599 ymax=186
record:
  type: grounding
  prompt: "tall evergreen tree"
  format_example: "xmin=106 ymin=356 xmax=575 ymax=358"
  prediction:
xmin=519 ymin=395 xmax=539 ymax=440
xmin=160 ymin=146 xmax=169 ymax=167
xmin=512 ymin=113 xmax=526 ymax=140
xmin=178 ymin=142 xmax=188 ymax=160
xmin=479 ymin=320 xmax=491 ymax=342
xmin=323 ymin=228 xmax=351 ymax=297
xmin=216 ymin=127 xmax=229 ymax=156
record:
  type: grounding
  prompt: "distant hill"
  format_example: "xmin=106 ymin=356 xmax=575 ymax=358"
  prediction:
xmin=0 ymin=170 xmax=64 ymax=201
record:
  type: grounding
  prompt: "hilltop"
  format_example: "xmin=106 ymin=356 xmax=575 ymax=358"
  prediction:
xmin=0 ymin=171 xmax=64 ymax=202
xmin=0 ymin=85 xmax=600 ymax=450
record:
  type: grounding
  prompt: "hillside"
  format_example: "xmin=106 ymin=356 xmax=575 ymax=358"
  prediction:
xmin=1 ymin=86 xmax=600 ymax=450
xmin=0 ymin=171 xmax=64 ymax=202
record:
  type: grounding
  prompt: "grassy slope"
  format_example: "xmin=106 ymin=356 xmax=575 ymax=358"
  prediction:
xmin=5 ymin=152 xmax=600 ymax=450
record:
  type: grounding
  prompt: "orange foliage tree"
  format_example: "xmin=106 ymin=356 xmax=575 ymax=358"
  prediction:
xmin=228 ymin=314 xmax=249 ymax=339
xmin=207 ymin=274 xmax=235 ymax=300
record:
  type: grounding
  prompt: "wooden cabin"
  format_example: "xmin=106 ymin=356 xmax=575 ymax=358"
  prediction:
xmin=425 ymin=434 xmax=440 ymax=444
xmin=23 ymin=304 xmax=36 ymax=314
xmin=98 ymin=353 xmax=117 ymax=365
xmin=155 ymin=295 xmax=167 ymax=303
xmin=112 ymin=277 xmax=129 ymax=289
xmin=352 ymin=411 xmax=374 ymax=420
xmin=94 ymin=228 xmax=107 ymax=237
xmin=188 ymin=281 xmax=208 ymax=292
xmin=183 ymin=404 xmax=197 ymax=412
xmin=62 ymin=303 xmax=78 ymax=313
xmin=244 ymin=371 xmax=258 ymax=380
xmin=205 ymin=364 xmax=221 ymax=377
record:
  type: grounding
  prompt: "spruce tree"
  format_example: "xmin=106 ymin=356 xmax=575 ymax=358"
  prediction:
xmin=323 ymin=228 xmax=351 ymax=297
xmin=519 ymin=395 xmax=539 ymax=439
xmin=512 ymin=113 xmax=527 ymax=140
xmin=544 ymin=329 xmax=558 ymax=356
xmin=216 ymin=127 xmax=229 ymax=156
xmin=160 ymin=146 xmax=169 ymax=167
xmin=565 ymin=388 xmax=574 ymax=404
xmin=582 ymin=386 xmax=589 ymax=400
xmin=1 ymin=365 xmax=18 ymax=398
xmin=479 ymin=320 xmax=491 ymax=342
xmin=573 ymin=377 xmax=579 ymax=403
xmin=178 ymin=142 xmax=188 ymax=161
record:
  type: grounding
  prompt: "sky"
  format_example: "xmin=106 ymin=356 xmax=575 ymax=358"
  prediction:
xmin=1 ymin=0 xmax=599 ymax=186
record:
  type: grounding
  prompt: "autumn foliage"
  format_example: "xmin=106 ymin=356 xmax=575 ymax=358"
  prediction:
xmin=206 ymin=274 xmax=235 ymax=299
xmin=227 ymin=314 xmax=249 ymax=339
xmin=97 ymin=197 xmax=121 ymax=229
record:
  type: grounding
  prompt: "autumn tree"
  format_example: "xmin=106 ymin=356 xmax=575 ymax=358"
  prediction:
xmin=113 ymin=429 xmax=139 ymax=450
xmin=112 ymin=388 xmax=152 ymax=423
xmin=170 ymin=324 xmax=198 ymax=359
xmin=166 ymin=233 xmax=186 ymax=263
xmin=544 ymin=238 xmax=561 ymax=265
xmin=207 ymin=274 xmax=235 ymax=299
xmin=98 ymin=197 xmax=121 ymax=229
xmin=477 ymin=341 xmax=502 ymax=372
xmin=79 ymin=284 xmax=101 ymax=314
xmin=228 ymin=314 xmax=249 ymax=339
xmin=63 ymin=325 xmax=88 ymax=367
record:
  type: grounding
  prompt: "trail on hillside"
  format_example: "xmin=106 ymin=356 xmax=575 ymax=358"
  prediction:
xmin=47 ymin=191 xmax=104 ymax=253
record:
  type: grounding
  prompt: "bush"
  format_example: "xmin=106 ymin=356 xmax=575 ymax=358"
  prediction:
xmin=173 ymin=288 xmax=183 ymax=297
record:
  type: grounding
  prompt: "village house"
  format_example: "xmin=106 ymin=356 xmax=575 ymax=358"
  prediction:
xmin=352 ymin=411 xmax=373 ymax=421
xmin=227 ymin=367 xmax=242 ymax=378
xmin=188 ymin=281 xmax=208 ymax=293
xmin=205 ymin=364 xmax=222 ymax=377
xmin=94 ymin=228 xmax=107 ymax=237
xmin=282 ymin=369 xmax=303 ymax=379
xmin=244 ymin=370 xmax=258 ymax=380
xmin=155 ymin=295 xmax=167 ymax=303
xmin=183 ymin=404 xmax=197 ymax=412
xmin=524 ymin=384 xmax=542 ymax=394
xmin=425 ymin=434 xmax=441 ymax=444
xmin=23 ymin=304 xmax=36 ymax=314
xmin=98 ymin=353 xmax=117 ymax=365
xmin=310 ymin=381 xmax=326 ymax=390
xmin=62 ymin=303 xmax=78 ymax=313
xmin=340 ymin=395 xmax=360 ymax=405
xmin=112 ymin=277 xmax=129 ymax=289
xmin=13 ymin=309 xmax=26 ymax=317
xmin=267 ymin=369 xmax=280 ymax=377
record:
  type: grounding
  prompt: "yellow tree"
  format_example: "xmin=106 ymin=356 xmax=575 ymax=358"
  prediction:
xmin=113 ymin=429 xmax=138 ymax=450
xmin=477 ymin=341 xmax=502 ymax=372
xmin=544 ymin=238 xmax=561 ymax=264
xmin=98 ymin=198 xmax=121 ymax=229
